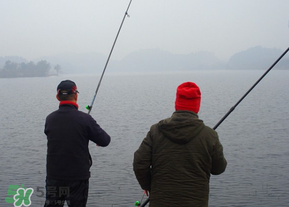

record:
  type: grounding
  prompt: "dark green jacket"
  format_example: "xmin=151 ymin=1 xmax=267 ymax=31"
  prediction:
xmin=133 ymin=111 xmax=227 ymax=207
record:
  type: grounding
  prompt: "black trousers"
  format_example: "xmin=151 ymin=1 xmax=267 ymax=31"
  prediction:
xmin=44 ymin=178 xmax=89 ymax=207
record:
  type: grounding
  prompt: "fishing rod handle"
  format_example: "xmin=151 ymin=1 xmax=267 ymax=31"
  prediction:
xmin=140 ymin=198 xmax=149 ymax=207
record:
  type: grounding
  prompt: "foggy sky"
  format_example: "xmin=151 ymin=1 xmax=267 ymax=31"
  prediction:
xmin=1 ymin=0 xmax=289 ymax=61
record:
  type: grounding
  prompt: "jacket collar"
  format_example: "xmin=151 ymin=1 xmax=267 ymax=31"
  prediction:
xmin=173 ymin=110 xmax=198 ymax=118
xmin=59 ymin=101 xmax=79 ymax=109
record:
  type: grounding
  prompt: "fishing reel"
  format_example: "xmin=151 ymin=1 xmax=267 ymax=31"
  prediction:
xmin=85 ymin=105 xmax=92 ymax=110
xmin=134 ymin=190 xmax=149 ymax=207
xmin=134 ymin=201 xmax=140 ymax=206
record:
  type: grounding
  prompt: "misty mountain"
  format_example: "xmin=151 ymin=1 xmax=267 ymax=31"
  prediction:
xmin=33 ymin=52 xmax=107 ymax=74
xmin=227 ymin=46 xmax=289 ymax=70
xmin=31 ymin=49 xmax=225 ymax=73
xmin=41 ymin=47 xmax=287 ymax=73
xmin=38 ymin=49 xmax=225 ymax=73
xmin=109 ymin=49 xmax=225 ymax=72
xmin=0 ymin=56 xmax=27 ymax=67
xmin=1 ymin=46 xmax=288 ymax=75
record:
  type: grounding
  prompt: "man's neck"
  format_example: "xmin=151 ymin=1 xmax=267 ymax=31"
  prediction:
xmin=59 ymin=101 xmax=79 ymax=109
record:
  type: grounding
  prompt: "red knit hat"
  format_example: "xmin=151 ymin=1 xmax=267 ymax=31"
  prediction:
xmin=175 ymin=82 xmax=201 ymax=113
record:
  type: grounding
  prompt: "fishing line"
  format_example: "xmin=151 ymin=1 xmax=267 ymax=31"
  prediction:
xmin=135 ymin=46 xmax=289 ymax=207
xmin=86 ymin=0 xmax=133 ymax=114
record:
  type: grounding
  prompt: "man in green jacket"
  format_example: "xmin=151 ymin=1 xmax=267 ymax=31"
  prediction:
xmin=133 ymin=82 xmax=227 ymax=207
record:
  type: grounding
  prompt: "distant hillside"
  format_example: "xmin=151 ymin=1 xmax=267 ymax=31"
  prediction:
xmin=1 ymin=46 xmax=288 ymax=74
xmin=109 ymin=49 xmax=226 ymax=72
xmin=227 ymin=46 xmax=289 ymax=70
xmin=0 ymin=56 xmax=27 ymax=66
xmin=31 ymin=49 xmax=226 ymax=73
xmin=33 ymin=52 xmax=107 ymax=74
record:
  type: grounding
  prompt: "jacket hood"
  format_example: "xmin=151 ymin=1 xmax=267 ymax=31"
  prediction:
xmin=158 ymin=111 xmax=204 ymax=144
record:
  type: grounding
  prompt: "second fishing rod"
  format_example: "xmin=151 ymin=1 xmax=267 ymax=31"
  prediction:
xmin=86 ymin=0 xmax=133 ymax=114
xmin=136 ymin=46 xmax=289 ymax=207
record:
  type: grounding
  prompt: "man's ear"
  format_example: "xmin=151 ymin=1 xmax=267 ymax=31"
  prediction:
xmin=56 ymin=94 xmax=61 ymax=101
xmin=74 ymin=93 xmax=78 ymax=101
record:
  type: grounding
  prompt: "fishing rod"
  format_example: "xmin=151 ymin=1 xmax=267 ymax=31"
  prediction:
xmin=86 ymin=0 xmax=133 ymax=114
xmin=135 ymin=46 xmax=289 ymax=207
xmin=213 ymin=46 xmax=289 ymax=130
xmin=135 ymin=197 xmax=149 ymax=207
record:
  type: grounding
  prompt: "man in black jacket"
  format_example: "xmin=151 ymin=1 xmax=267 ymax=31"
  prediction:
xmin=44 ymin=80 xmax=111 ymax=207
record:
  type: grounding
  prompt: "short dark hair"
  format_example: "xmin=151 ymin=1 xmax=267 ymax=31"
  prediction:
xmin=58 ymin=93 xmax=75 ymax=101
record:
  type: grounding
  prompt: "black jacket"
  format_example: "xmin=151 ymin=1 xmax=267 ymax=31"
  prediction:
xmin=45 ymin=102 xmax=110 ymax=180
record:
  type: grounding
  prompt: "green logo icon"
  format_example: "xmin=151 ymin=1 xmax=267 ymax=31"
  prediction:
xmin=5 ymin=184 xmax=34 ymax=207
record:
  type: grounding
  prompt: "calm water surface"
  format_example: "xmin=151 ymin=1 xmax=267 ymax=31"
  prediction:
xmin=0 ymin=70 xmax=289 ymax=206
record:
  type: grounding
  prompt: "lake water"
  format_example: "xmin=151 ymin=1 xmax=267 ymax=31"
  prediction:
xmin=0 ymin=70 xmax=289 ymax=207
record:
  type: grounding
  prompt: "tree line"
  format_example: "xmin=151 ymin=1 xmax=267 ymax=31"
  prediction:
xmin=0 ymin=60 xmax=61 ymax=78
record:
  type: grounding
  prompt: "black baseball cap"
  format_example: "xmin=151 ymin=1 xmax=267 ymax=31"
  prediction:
xmin=57 ymin=80 xmax=79 ymax=95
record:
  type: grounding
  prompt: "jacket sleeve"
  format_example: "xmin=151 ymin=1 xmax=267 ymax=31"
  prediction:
xmin=87 ymin=116 xmax=111 ymax=147
xmin=133 ymin=131 xmax=152 ymax=191
xmin=211 ymin=135 xmax=227 ymax=175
